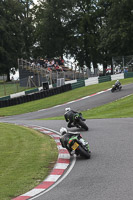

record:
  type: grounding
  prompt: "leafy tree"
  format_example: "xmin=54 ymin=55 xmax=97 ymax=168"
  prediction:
xmin=20 ymin=0 xmax=35 ymax=59
xmin=0 ymin=0 xmax=23 ymax=80
xmin=64 ymin=0 xmax=101 ymax=71
xmin=0 ymin=0 xmax=35 ymax=81
xmin=33 ymin=0 xmax=72 ymax=59
xmin=97 ymin=0 xmax=133 ymax=73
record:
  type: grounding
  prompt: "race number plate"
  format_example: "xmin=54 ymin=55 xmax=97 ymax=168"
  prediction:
xmin=71 ymin=142 xmax=79 ymax=150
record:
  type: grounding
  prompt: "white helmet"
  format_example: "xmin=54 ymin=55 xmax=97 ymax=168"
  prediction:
xmin=65 ymin=107 xmax=71 ymax=112
xmin=60 ymin=127 xmax=67 ymax=135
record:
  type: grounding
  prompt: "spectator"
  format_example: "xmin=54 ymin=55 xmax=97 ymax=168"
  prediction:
xmin=58 ymin=57 xmax=64 ymax=66
xmin=31 ymin=61 xmax=36 ymax=68
xmin=37 ymin=62 xmax=40 ymax=68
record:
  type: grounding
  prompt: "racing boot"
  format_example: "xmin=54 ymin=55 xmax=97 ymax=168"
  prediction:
xmin=70 ymin=150 xmax=75 ymax=156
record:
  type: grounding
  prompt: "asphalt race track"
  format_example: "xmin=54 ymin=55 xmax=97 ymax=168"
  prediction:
xmin=0 ymin=83 xmax=133 ymax=200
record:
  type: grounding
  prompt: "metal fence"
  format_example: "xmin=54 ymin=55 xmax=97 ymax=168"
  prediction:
xmin=0 ymin=81 xmax=35 ymax=98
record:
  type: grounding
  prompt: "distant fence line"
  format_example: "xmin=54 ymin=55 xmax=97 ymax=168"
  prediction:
xmin=0 ymin=81 xmax=20 ymax=97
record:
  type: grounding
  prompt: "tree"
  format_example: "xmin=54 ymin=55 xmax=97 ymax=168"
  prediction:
xmin=20 ymin=0 xmax=35 ymax=59
xmin=33 ymin=0 xmax=101 ymax=71
xmin=0 ymin=0 xmax=35 ymax=81
xmin=0 ymin=0 xmax=23 ymax=80
xmin=33 ymin=0 xmax=72 ymax=59
xmin=97 ymin=0 xmax=133 ymax=74
xmin=64 ymin=0 xmax=101 ymax=71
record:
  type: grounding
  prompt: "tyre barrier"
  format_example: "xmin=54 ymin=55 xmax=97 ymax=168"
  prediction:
xmin=0 ymin=84 xmax=72 ymax=108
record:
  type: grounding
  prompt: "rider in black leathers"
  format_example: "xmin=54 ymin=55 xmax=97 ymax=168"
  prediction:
xmin=115 ymin=80 xmax=121 ymax=89
xmin=59 ymin=127 xmax=88 ymax=155
xmin=64 ymin=107 xmax=85 ymax=128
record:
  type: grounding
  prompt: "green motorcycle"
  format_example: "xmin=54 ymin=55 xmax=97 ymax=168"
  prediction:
xmin=67 ymin=135 xmax=91 ymax=159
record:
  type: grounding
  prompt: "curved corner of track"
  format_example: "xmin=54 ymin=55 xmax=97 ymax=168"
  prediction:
xmin=12 ymin=125 xmax=76 ymax=200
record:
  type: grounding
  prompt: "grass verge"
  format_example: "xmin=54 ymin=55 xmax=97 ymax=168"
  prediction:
xmin=82 ymin=94 xmax=133 ymax=119
xmin=0 ymin=78 xmax=133 ymax=116
xmin=0 ymin=123 xmax=58 ymax=200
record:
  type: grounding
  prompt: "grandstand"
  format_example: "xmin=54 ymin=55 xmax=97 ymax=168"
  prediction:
xmin=18 ymin=58 xmax=88 ymax=87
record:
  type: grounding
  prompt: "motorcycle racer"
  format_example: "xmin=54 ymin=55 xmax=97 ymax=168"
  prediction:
xmin=60 ymin=127 xmax=89 ymax=156
xmin=64 ymin=107 xmax=85 ymax=128
xmin=115 ymin=80 xmax=121 ymax=88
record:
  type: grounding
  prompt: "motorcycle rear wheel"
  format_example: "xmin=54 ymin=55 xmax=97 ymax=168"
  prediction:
xmin=76 ymin=145 xmax=91 ymax=159
xmin=111 ymin=88 xmax=115 ymax=92
xmin=78 ymin=119 xmax=88 ymax=131
xmin=119 ymin=86 xmax=122 ymax=91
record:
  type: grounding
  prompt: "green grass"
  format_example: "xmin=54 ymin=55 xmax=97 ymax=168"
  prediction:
xmin=82 ymin=94 xmax=133 ymax=118
xmin=0 ymin=123 xmax=58 ymax=200
xmin=0 ymin=77 xmax=133 ymax=116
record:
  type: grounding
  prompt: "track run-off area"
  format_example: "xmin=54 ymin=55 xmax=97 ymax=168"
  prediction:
xmin=0 ymin=83 xmax=133 ymax=200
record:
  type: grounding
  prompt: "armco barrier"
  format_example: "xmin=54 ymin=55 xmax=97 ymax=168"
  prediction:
xmin=10 ymin=91 xmax=25 ymax=99
xmin=0 ymin=95 xmax=10 ymax=101
xmin=25 ymin=88 xmax=39 ymax=95
xmin=98 ymin=75 xmax=111 ymax=83
xmin=85 ymin=77 xmax=98 ymax=86
xmin=111 ymin=73 xmax=124 ymax=81
xmin=71 ymin=79 xmax=85 ymax=89
xmin=0 ymin=84 xmax=72 ymax=108
xmin=124 ymin=72 xmax=133 ymax=79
